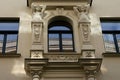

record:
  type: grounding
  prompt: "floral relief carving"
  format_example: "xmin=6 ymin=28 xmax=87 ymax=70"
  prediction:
xmin=31 ymin=51 xmax=43 ymax=58
xmin=82 ymin=50 xmax=95 ymax=58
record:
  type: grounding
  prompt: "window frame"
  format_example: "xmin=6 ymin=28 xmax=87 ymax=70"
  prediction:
xmin=48 ymin=29 xmax=74 ymax=52
xmin=101 ymin=17 xmax=120 ymax=56
xmin=0 ymin=17 xmax=21 ymax=57
xmin=48 ymin=24 xmax=75 ymax=52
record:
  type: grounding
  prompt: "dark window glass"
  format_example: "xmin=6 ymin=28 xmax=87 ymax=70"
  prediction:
xmin=101 ymin=20 xmax=120 ymax=53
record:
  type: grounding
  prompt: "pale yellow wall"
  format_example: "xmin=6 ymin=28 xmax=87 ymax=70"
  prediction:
xmin=0 ymin=0 xmax=120 ymax=80
xmin=99 ymin=58 xmax=120 ymax=80
xmin=90 ymin=0 xmax=120 ymax=17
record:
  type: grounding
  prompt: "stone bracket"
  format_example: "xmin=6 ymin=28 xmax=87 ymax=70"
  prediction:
xmin=24 ymin=58 xmax=48 ymax=76
xmin=79 ymin=58 xmax=102 ymax=80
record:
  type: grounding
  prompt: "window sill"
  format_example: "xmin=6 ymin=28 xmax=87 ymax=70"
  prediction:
xmin=102 ymin=52 xmax=120 ymax=57
xmin=0 ymin=53 xmax=21 ymax=58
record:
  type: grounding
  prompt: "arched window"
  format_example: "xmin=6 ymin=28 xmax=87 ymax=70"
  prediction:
xmin=48 ymin=20 xmax=74 ymax=52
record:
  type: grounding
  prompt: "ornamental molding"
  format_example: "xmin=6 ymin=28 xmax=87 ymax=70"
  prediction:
xmin=44 ymin=54 xmax=80 ymax=62
xmin=27 ymin=0 xmax=93 ymax=7
xmin=48 ymin=55 xmax=78 ymax=62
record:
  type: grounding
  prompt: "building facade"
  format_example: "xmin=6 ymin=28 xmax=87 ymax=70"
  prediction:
xmin=0 ymin=0 xmax=120 ymax=80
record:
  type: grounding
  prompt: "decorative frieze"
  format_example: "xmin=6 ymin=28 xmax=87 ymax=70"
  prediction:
xmin=48 ymin=55 xmax=78 ymax=62
xmin=44 ymin=54 xmax=80 ymax=62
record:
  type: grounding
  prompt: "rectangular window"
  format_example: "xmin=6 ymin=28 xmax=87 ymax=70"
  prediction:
xmin=101 ymin=18 xmax=120 ymax=53
xmin=0 ymin=18 xmax=19 ymax=55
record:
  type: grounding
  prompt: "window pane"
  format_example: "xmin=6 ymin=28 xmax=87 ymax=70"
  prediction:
xmin=62 ymin=34 xmax=73 ymax=51
xmin=49 ymin=34 xmax=59 ymax=51
xmin=0 ymin=23 xmax=19 ymax=31
xmin=116 ymin=34 xmax=120 ymax=52
xmin=5 ymin=34 xmax=17 ymax=53
xmin=49 ymin=26 xmax=70 ymax=31
xmin=101 ymin=22 xmax=120 ymax=31
xmin=103 ymin=34 xmax=116 ymax=52
xmin=0 ymin=35 xmax=3 ymax=53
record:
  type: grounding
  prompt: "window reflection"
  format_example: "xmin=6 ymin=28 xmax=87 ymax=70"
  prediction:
xmin=48 ymin=26 xmax=74 ymax=52
xmin=0 ymin=35 xmax=3 ymax=53
xmin=101 ymin=21 xmax=120 ymax=53
xmin=62 ymin=34 xmax=73 ymax=51
xmin=49 ymin=34 xmax=59 ymax=51
xmin=0 ymin=19 xmax=19 ymax=54
xmin=5 ymin=34 xmax=17 ymax=53
xmin=116 ymin=34 xmax=120 ymax=52
xmin=0 ymin=23 xmax=19 ymax=31
xmin=103 ymin=34 xmax=116 ymax=52
xmin=101 ymin=22 xmax=120 ymax=31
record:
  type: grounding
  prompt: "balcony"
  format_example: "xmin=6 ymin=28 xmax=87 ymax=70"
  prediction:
xmin=25 ymin=52 xmax=102 ymax=79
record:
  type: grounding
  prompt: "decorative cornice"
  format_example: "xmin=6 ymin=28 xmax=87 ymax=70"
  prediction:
xmin=27 ymin=0 xmax=93 ymax=7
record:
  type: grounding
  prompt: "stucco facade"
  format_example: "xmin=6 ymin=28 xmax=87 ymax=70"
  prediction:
xmin=0 ymin=0 xmax=120 ymax=80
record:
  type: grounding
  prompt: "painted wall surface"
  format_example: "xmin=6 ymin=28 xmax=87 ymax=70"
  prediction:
xmin=0 ymin=0 xmax=120 ymax=80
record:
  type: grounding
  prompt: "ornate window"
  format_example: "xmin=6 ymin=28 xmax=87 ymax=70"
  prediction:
xmin=0 ymin=18 xmax=19 ymax=55
xmin=48 ymin=20 xmax=74 ymax=52
xmin=101 ymin=18 xmax=120 ymax=53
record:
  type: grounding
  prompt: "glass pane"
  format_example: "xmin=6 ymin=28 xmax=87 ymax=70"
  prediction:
xmin=49 ymin=26 xmax=70 ymax=31
xmin=101 ymin=22 xmax=120 ymax=31
xmin=116 ymin=34 xmax=120 ymax=52
xmin=0 ymin=35 xmax=4 ymax=53
xmin=0 ymin=23 xmax=19 ymax=31
xmin=5 ymin=34 xmax=17 ymax=53
xmin=103 ymin=34 xmax=116 ymax=52
xmin=62 ymin=34 xmax=73 ymax=51
xmin=49 ymin=34 xmax=59 ymax=51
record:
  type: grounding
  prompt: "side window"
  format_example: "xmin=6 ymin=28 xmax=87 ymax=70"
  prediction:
xmin=101 ymin=18 xmax=120 ymax=53
xmin=48 ymin=25 xmax=74 ymax=52
xmin=0 ymin=18 xmax=19 ymax=55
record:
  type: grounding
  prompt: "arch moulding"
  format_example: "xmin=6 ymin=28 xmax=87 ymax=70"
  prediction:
xmin=43 ymin=10 xmax=81 ymax=53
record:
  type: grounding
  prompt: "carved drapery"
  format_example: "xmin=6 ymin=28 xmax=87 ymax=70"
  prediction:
xmin=32 ymin=22 xmax=43 ymax=43
xmin=81 ymin=23 xmax=91 ymax=43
